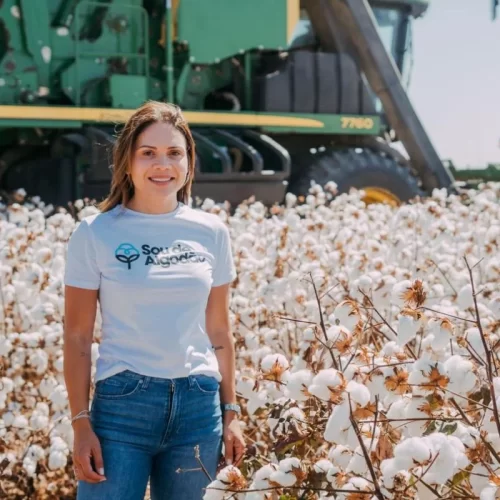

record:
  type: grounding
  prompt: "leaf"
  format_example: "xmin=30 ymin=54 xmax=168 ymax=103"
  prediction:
xmin=441 ymin=422 xmax=458 ymax=435
xmin=451 ymin=469 xmax=469 ymax=487
xmin=423 ymin=420 xmax=437 ymax=436
xmin=489 ymin=473 xmax=500 ymax=486
xmin=374 ymin=433 xmax=394 ymax=461
xmin=384 ymin=368 xmax=410 ymax=395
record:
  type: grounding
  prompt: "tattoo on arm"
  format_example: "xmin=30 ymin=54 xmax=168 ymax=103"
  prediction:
xmin=212 ymin=345 xmax=225 ymax=351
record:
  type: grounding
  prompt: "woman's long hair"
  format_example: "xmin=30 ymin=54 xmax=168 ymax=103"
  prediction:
xmin=97 ymin=101 xmax=196 ymax=213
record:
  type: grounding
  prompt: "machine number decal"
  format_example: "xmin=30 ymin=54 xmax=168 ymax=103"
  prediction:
xmin=341 ymin=117 xmax=375 ymax=130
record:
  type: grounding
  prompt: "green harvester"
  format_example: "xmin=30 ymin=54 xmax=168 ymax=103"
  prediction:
xmin=0 ymin=0 xmax=497 ymax=208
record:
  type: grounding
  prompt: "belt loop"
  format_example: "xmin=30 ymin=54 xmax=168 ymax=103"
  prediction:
xmin=142 ymin=376 xmax=151 ymax=390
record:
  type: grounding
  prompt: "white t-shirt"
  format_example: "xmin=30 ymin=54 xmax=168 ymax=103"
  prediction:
xmin=64 ymin=202 xmax=237 ymax=383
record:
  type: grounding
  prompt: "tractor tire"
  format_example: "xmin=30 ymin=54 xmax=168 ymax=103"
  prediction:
xmin=287 ymin=147 xmax=425 ymax=205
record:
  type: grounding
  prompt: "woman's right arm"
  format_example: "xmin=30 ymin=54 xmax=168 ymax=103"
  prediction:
xmin=64 ymin=285 xmax=106 ymax=482
xmin=63 ymin=285 xmax=98 ymax=431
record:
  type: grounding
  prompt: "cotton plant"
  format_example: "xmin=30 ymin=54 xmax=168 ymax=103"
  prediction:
xmin=3 ymin=185 xmax=500 ymax=498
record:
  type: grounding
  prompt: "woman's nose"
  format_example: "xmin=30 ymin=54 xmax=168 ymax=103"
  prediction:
xmin=154 ymin=155 xmax=170 ymax=167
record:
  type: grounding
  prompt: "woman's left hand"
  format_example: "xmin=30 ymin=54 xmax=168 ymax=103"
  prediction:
xmin=222 ymin=412 xmax=246 ymax=467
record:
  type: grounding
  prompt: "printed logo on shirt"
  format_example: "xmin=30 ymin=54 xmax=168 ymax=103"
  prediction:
xmin=142 ymin=243 xmax=206 ymax=268
xmin=114 ymin=242 xmax=206 ymax=270
xmin=115 ymin=243 xmax=140 ymax=270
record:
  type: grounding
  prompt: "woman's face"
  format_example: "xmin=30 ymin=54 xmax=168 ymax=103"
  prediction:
xmin=129 ymin=121 xmax=189 ymax=202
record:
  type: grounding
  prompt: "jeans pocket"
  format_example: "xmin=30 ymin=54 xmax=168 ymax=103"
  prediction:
xmin=95 ymin=372 xmax=145 ymax=400
xmin=189 ymin=375 xmax=220 ymax=394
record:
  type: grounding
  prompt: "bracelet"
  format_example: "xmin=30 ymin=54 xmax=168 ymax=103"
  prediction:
xmin=221 ymin=403 xmax=241 ymax=415
xmin=71 ymin=410 xmax=90 ymax=424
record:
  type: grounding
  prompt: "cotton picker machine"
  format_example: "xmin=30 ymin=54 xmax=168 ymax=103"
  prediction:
xmin=0 ymin=0 xmax=497 ymax=209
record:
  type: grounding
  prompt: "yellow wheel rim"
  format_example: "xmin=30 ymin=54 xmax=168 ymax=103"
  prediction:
xmin=362 ymin=187 xmax=401 ymax=207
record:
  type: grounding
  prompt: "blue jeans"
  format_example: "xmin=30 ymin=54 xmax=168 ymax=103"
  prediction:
xmin=76 ymin=370 xmax=223 ymax=500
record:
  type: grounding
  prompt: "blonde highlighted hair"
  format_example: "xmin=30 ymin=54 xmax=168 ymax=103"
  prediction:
xmin=98 ymin=101 xmax=196 ymax=213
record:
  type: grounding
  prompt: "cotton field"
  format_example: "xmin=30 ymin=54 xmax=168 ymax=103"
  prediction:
xmin=2 ymin=182 xmax=500 ymax=500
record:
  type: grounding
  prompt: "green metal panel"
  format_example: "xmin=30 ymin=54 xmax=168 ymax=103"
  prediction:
xmin=0 ymin=119 xmax=83 ymax=128
xmin=176 ymin=61 xmax=234 ymax=109
xmin=109 ymin=75 xmax=148 ymax=108
xmin=177 ymin=0 xmax=290 ymax=64
xmin=20 ymin=0 xmax=51 ymax=87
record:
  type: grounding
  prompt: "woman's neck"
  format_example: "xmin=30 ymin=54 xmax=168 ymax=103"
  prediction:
xmin=126 ymin=195 xmax=179 ymax=215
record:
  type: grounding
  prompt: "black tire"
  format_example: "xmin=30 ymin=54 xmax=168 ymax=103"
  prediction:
xmin=287 ymin=147 xmax=425 ymax=203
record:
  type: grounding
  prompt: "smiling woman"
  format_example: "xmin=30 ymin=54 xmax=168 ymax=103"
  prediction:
xmin=63 ymin=101 xmax=246 ymax=500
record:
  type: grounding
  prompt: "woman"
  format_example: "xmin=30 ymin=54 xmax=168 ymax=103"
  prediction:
xmin=63 ymin=100 xmax=245 ymax=499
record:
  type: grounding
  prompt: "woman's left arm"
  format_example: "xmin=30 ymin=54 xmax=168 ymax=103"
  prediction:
xmin=205 ymin=282 xmax=246 ymax=467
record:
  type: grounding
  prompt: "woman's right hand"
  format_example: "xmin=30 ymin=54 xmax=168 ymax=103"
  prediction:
xmin=72 ymin=420 xmax=107 ymax=483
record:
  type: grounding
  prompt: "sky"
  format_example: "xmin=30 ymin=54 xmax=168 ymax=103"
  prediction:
xmin=406 ymin=0 xmax=500 ymax=168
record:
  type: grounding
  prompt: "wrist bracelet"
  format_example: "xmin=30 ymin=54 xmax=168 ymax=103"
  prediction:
xmin=71 ymin=410 xmax=90 ymax=424
xmin=221 ymin=403 xmax=241 ymax=415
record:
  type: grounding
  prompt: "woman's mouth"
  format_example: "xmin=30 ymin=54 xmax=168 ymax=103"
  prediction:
xmin=149 ymin=177 xmax=175 ymax=185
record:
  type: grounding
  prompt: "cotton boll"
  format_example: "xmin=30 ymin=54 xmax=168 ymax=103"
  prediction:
xmin=324 ymin=401 xmax=350 ymax=444
xmin=246 ymin=388 xmax=270 ymax=416
xmin=487 ymin=297 xmax=500 ymax=318
xmin=53 ymin=354 xmax=64 ymax=373
xmin=236 ymin=376 xmax=257 ymax=399
xmin=480 ymin=484 xmax=498 ymax=500
xmin=9 ymin=417 xmax=28 ymax=442
xmin=77 ymin=205 xmax=99 ymax=220
xmin=48 ymin=384 xmax=68 ymax=412
xmin=408 ymin=358 xmax=448 ymax=397
xmin=23 ymin=444 xmax=45 ymax=470
xmin=28 ymin=348 xmax=49 ymax=374
xmin=48 ymin=436 xmax=69 ymax=470
xmin=324 ymin=324 xmax=352 ymax=356
xmin=380 ymin=341 xmax=405 ymax=358
xmin=346 ymin=380 xmax=370 ymax=407
xmin=391 ymin=280 xmax=412 ymax=307
xmin=251 ymin=346 xmax=273 ymax=368
xmin=30 ymin=411 xmax=49 ymax=431
xmin=392 ymin=437 xmax=431 ymax=470
xmin=457 ymin=284 xmax=474 ymax=310
xmin=345 ymin=447 xmax=368 ymax=475
xmin=328 ymin=444 xmax=352 ymax=469
xmin=0 ymin=336 xmax=13 ymax=356
xmin=444 ymin=355 xmax=477 ymax=395
xmin=260 ymin=353 xmax=289 ymax=381
xmin=53 ymin=418 xmax=74 ymax=448
xmin=269 ymin=469 xmax=296 ymax=487
xmin=427 ymin=317 xmax=454 ymax=350
xmin=39 ymin=376 xmax=58 ymax=398
xmin=343 ymin=477 xmax=371 ymax=496
xmin=3 ymin=411 xmax=15 ymax=427
xmin=269 ymin=457 xmax=304 ymax=487
xmin=331 ymin=300 xmax=361 ymax=332
xmin=464 ymin=327 xmax=487 ymax=362
xmin=396 ymin=309 xmax=422 ymax=347
xmin=23 ymin=457 xmax=37 ymax=477
xmin=451 ymin=422 xmax=480 ymax=449
xmin=1 ymin=376 xmax=14 ymax=395
xmin=308 ymin=369 xmax=346 ymax=403
xmin=202 ymin=480 xmax=229 ymax=500
xmin=254 ymin=463 xmax=279 ymax=483
xmin=285 ymin=369 xmax=313 ymax=401
xmin=313 ymin=459 xmax=334 ymax=475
